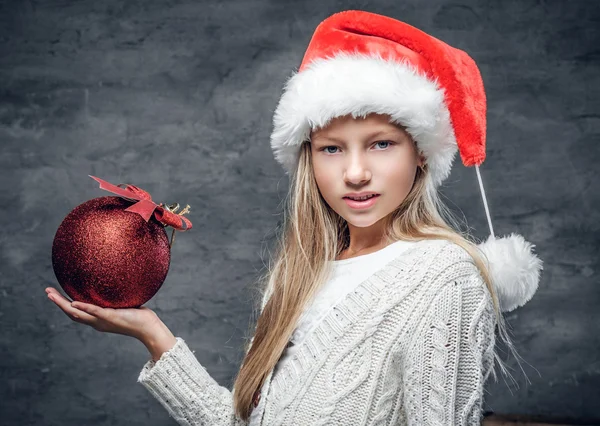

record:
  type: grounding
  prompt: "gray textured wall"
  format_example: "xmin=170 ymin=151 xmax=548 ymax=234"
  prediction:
xmin=1 ymin=0 xmax=599 ymax=425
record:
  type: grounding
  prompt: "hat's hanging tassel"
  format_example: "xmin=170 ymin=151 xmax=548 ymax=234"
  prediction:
xmin=475 ymin=165 xmax=495 ymax=238
xmin=473 ymin=165 xmax=542 ymax=312
xmin=161 ymin=203 xmax=191 ymax=249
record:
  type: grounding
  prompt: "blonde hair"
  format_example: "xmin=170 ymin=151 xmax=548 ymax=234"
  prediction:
xmin=231 ymin=132 xmax=521 ymax=420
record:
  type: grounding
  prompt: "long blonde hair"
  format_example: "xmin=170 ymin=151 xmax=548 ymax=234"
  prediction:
xmin=231 ymin=134 xmax=519 ymax=420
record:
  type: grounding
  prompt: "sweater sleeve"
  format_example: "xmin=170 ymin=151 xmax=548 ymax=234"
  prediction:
xmin=136 ymin=288 xmax=272 ymax=425
xmin=137 ymin=337 xmax=247 ymax=426
xmin=402 ymin=271 xmax=496 ymax=426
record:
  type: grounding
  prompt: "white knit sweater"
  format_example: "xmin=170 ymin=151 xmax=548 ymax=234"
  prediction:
xmin=271 ymin=240 xmax=416 ymax=382
xmin=137 ymin=239 xmax=497 ymax=425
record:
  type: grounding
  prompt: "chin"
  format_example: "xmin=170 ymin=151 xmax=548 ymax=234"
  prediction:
xmin=341 ymin=213 xmax=385 ymax=228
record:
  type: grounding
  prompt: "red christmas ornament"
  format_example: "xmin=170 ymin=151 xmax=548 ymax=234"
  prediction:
xmin=51 ymin=176 xmax=193 ymax=308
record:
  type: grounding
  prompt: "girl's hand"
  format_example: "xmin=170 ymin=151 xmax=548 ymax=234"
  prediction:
xmin=45 ymin=286 xmax=162 ymax=342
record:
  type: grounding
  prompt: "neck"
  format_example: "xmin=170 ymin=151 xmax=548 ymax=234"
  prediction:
xmin=343 ymin=218 xmax=389 ymax=256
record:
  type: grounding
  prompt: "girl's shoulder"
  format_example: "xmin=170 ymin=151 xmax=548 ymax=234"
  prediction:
xmin=411 ymin=238 xmax=476 ymax=265
xmin=409 ymin=238 xmax=485 ymax=288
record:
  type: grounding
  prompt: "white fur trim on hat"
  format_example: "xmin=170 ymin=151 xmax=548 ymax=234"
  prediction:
xmin=270 ymin=53 xmax=458 ymax=188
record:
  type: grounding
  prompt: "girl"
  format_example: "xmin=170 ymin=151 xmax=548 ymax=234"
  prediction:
xmin=47 ymin=10 xmax=543 ymax=426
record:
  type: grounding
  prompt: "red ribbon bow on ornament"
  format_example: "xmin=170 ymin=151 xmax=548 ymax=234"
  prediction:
xmin=89 ymin=175 xmax=193 ymax=231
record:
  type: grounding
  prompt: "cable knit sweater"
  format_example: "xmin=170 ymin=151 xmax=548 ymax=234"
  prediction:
xmin=137 ymin=239 xmax=497 ymax=425
xmin=270 ymin=240 xmax=416 ymax=383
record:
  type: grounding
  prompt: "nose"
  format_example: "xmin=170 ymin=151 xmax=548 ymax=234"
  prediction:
xmin=343 ymin=153 xmax=371 ymax=185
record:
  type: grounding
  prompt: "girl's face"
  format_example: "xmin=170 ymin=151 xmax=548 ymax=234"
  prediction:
xmin=310 ymin=113 xmax=424 ymax=233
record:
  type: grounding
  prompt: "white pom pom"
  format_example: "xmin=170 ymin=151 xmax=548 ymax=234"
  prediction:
xmin=477 ymin=233 xmax=543 ymax=312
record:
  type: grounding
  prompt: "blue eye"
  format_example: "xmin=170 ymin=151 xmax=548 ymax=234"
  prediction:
xmin=375 ymin=141 xmax=391 ymax=149
xmin=320 ymin=141 xmax=393 ymax=154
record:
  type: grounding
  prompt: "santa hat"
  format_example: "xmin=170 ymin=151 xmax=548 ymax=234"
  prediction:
xmin=269 ymin=10 xmax=543 ymax=312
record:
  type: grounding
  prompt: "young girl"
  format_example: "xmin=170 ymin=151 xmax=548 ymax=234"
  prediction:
xmin=46 ymin=10 xmax=543 ymax=425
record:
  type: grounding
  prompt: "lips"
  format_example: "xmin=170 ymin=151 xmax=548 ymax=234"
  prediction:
xmin=343 ymin=194 xmax=380 ymax=210
xmin=343 ymin=193 xmax=380 ymax=200
xmin=344 ymin=195 xmax=376 ymax=201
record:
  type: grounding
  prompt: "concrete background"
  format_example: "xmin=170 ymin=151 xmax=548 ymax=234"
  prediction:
xmin=1 ymin=0 xmax=599 ymax=424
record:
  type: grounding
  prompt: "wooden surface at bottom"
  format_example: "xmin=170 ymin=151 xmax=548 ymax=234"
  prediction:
xmin=483 ymin=413 xmax=600 ymax=426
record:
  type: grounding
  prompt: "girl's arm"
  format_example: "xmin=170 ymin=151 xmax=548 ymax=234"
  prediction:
xmin=402 ymin=268 xmax=496 ymax=425
xmin=136 ymin=287 xmax=273 ymax=426
xmin=137 ymin=335 xmax=247 ymax=426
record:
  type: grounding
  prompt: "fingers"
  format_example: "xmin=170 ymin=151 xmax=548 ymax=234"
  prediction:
xmin=46 ymin=288 xmax=97 ymax=323
xmin=71 ymin=301 xmax=108 ymax=319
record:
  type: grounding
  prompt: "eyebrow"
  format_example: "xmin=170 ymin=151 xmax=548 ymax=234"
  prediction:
xmin=313 ymin=129 xmax=399 ymax=144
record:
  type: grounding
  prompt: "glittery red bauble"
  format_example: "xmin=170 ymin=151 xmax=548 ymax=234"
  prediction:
xmin=52 ymin=196 xmax=171 ymax=308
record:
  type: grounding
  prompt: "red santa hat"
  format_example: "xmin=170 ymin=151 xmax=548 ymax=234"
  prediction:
xmin=269 ymin=10 xmax=543 ymax=312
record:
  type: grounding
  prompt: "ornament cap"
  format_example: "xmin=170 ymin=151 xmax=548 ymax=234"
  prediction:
xmin=89 ymin=175 xmax=192 ymax=231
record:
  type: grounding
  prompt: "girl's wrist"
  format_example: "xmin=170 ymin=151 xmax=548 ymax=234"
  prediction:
xmin=140 ymin=320 xmax=177 ymax=361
